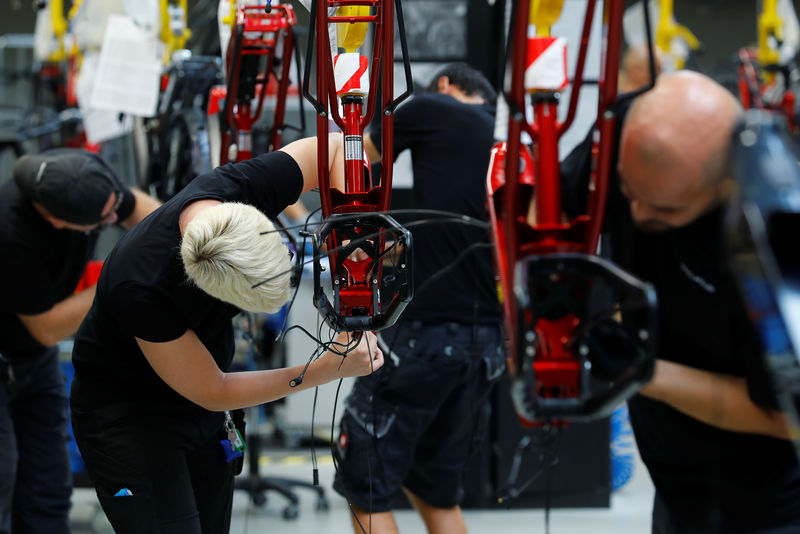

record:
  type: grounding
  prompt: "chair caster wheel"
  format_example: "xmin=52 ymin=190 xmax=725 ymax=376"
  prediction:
xmin=283 ymin=503 xmax=299 ymax=520
xmin=316 ymin=496 xmax=329 ymax=511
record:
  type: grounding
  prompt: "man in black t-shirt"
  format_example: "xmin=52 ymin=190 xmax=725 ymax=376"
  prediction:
xmin=562 ymin=71 xmax=800 ymax=533
xmin=69 ymin=135 xmax=383 ymax=534
xmin=333 ymin=63 xmax=506 ymax=534
xmin=0 ymin=149 xmax=160 ymax=534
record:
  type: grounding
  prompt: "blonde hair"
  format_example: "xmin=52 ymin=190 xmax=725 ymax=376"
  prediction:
xmin=181 ymin=202 xmax=291 ymax=313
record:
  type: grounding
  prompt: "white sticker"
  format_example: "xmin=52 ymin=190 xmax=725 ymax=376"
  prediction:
xmin=345 ymin=135 xmax=362 ymax=161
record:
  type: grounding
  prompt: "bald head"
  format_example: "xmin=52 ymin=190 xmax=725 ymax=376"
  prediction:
xmin=617 ymin=71 xmax=742 ymax=231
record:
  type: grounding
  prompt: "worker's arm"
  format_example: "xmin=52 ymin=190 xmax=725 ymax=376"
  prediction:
xmin=279 ymin=133 xmax=346 ymax=193
xmin=640 ymin=359 xmax=794 ymax=440
xmin=137 ymin=329 xmax=383 ymax=412
xmin=363 ymin=133 xmax=381 ymax=164
xmin=119 ymin=189 xmax=162 ymax=230
xmin=17 ymin=285 xmax=97 ymax=347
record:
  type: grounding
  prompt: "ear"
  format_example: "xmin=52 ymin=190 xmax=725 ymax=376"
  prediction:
xmin=437 ymin=76 xmax=450 ymax=94
xmin=32 ymin=201 xmax=66 ymax=229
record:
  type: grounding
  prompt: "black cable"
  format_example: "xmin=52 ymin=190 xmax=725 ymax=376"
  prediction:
xmin=251 ymin=215 xmax=490 ymax=289
xmin=310 ymin=386 xmax=319 ymax=485
xmin=259 ymin=208 xmax=490 ymax=236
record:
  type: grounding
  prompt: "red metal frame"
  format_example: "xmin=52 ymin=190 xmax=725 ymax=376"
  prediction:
xmin=219 ymin=3 xmax=298 ymax=164
xmin=304 ymin=0 xmax=413 ymax=331
xmin=313 ymin=0 xmax=396 ymax=217
xmin=487 ymin=0 xmax=645 ymax=425
xmin=736 ymin=47 xmax=798 ymax=134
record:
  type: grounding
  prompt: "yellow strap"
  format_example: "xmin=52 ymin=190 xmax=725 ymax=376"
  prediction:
xmin=530 ymin=0 xmax=565 ymax=37
xmin=47 ymin=0 xmax=67 ymax=62
xmin=757 ymin=0 xmax=783 ymax=70
xmin=222 ymin=0 xmax=237 ymax=28
xmin=336 ymin=5 xmax=371 ymax=53
xmin=655 ymin=0 xmax=700 ymax=69
xmin=160 ymin=0 xmax=192 ymax=66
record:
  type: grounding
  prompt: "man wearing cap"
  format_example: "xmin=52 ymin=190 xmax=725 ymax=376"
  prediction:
xmin=0 ymin=148 xmax=160 ymax=534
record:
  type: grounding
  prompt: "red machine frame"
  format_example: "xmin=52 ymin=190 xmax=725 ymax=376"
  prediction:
xmin=737 ymin=47 xmax=798 ymax=134
xmin=303 ymin=0 xmax=414 ymax=332
xmin=487 ymin=0 xmax=656 ymax=424
xmin=215 ymin=3 xmax=303 ymax=164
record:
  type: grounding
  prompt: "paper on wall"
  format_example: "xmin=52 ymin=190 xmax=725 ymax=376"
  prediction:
xmin=76 ymin=53 xmax=134 ymax=144
xmin=122 ymin=0 xmax=160 ymax=35
xmin=89 ymin=15 xmax=162 ymax=117
xmin=70 ymin=0 xmax=126 ymax=53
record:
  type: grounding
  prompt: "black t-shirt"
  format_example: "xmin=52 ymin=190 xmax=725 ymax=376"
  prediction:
xmin=0 ymin=179 xmax=135 ymax=356
xmin=372 ymin=93 xmax=501 ymax=324
xmin=562 ymin=100 xmax=800 ymax=531
xmin=70 ymin=151 xmax=302 ymax=412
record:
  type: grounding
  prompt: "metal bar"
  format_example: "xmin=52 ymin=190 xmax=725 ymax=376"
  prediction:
xmin=379 ymin=0 xmax=395 ymax=210
xmin=534 ymin=98 xmax=561 ymax=225
xmin=558 ymin=0 xmax=597 ymax=136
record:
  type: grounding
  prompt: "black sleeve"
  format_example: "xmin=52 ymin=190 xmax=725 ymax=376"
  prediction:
xmin=109 ymin=283 xmax=188 ymax=343
xmin=0 ymin=245 xmax=55 ymax=315
xmin=220 ymin=151 xmax=304 ymax=218
xmin=560 ymin=128 xmax=593 ymax=219
xmin=187 ymin=151 xmax=304 ymax=219
xmin=370 ymin=96 xmax=430 ymax=161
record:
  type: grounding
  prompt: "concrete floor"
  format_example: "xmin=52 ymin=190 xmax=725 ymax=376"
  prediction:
xmin=70 ymin=449 xmax=655 ymax=534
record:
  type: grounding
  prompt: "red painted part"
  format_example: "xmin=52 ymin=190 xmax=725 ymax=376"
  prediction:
xmin=486 ymin=142 xmax=516 ymax=375
xmin=315 ymin=0 xmax=395 ymax=215
xmin=311 ymin=0 xmax=400 ymax=324
xmin=270 ymin=25 xmax=295 ymax=151
xmin=533 ymin=315 xmax=581 ymax=397
xmin=490 ymin=0 xmax=624 ymax=425
xmin=499 ymin=0 xmax=532 ymax=366
xmin=207 ymin=86 xmax=227 ymax=116
xmin=84 ymin=142 xmax=100 ymax=153
xmin=558 ymin=0 xmax=597 ymax=136
xmin=220 ymin=3 xmax=297 ymax=164
xmin=737 ymin=48 xmax=763 ymax=111
xmin=66 ymin=56 xmax=78 ymax=107
xmin=74 ymin=260 xmax=104 ymax=293
xmin=343 ymin=100 xmax=366 ymax=194
xmin=239 ymin=4 xmax=296 ymax=31
xmin=533 ymin=98 xmax=562 ymax=226
xmin=339 ymin=257 xmax=375 ymax=313
xmin=781 ymin=91 xmax=797 ymax=133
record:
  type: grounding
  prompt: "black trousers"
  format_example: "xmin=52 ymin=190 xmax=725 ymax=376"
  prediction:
xmin=0 ymin=347 xmax=71 ymax=534
xmin=71 ymin=404 xmax=239 ymax=534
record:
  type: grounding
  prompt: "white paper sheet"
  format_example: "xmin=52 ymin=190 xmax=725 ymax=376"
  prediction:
xmin=89 ymin=15 xmax=162 ymax=117
xmin=77 ymin=53 xmax=134 ymax=143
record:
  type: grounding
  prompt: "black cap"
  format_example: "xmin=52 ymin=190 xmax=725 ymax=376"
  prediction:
xmin=13 ymin=149 xmax=119 ymax=225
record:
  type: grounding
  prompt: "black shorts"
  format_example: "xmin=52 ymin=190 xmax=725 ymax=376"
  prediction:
xmin=333 ymin=320 xmax=506 ymax=512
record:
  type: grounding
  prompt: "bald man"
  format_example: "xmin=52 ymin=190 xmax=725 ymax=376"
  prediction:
xmin=562 ymin=71 xmax=800 ymax=533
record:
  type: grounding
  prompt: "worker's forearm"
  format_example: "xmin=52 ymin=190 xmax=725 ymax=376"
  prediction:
xmin=209 ymin=356 xmax=340 ymax=412
xmin=640 ymin=359 xmax=794 ymax=440
xmin=19 ymin=285 xmax=97 ymax=346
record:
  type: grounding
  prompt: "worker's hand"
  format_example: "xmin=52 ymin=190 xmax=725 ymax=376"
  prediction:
xmin=574 ymin=319 xmax=643 ymax=382
xmin=319 ymin=331 xmax=384 ymax=380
